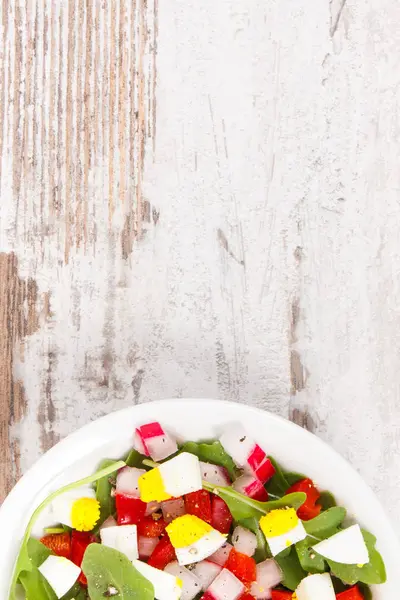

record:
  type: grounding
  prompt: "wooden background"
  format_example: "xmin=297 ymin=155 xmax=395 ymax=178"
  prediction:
xmin=1 ymin=0 xmax=400 ymax=535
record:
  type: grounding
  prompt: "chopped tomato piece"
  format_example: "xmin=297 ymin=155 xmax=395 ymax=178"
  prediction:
xmin=286 ymin=478 xmax=321 ymax=521
xmin=271 ymin=591 xmax=293 ymax=600
xmin=137 ymin=515 xmax=167 ymax=537
xmin=40 ymin=532 xmax=71 ymax=559
xmin=225 ymin=548 xmax=257 ymax=585
xmin=116 ymin=493 xmax=147 ymax=525
xmin=71 ymin=531 xmax=97 ymax=586
xmin=185 ymin=490 xmax=212 ymax=524
xmin=336 ymin=586 xmax=364 ymax=600
xmin=211 ymin=495 xmax=233 ymax=534
xmin=240 ymin=594 xmax=257 ymax=600
xmin=147 ymin=535 xmax=176 ymax=570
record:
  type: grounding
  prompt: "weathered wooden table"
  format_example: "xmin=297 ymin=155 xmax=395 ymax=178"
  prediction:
xmin=0 ymin=0 xmax=399 ymax=534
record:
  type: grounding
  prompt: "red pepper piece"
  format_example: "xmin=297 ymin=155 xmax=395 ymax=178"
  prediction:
xmin=137 ymin=515 xmax=167 ymax=537
xmin=271 ymin=591 xmax=293 ymax=600
xmin=239 ymin=594 xmax=257 ymax=600
xmin=116 ymin=493 xmax=147 ymax=525
xmin=225 ymin=548 xmax=257 ymax=585
xmin=185 ymin=490 xmax=212 ymax=524
xmin=211 ymin=495 xmax=233 ymax=534
xmin=336 ymin=585 xmax=364 ymax=600
xmin=147 ymin=535 xmax=176 ymax=570
xmin=71 ymin=531 xmax=97 ymax=586
xmin=40 ymin=533 xmax=71 ymax=559
xmin=286 ymin=478 xmax=321 ymax=521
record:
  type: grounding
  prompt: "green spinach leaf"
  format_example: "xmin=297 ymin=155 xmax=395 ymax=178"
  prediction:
xmin=96 ymin=459 xmax=118 ymax=525
xmin=265 ymin=457 xmax=290 ymax=496
xmin=295 ymin=537 xmax=327 ymax=574
xmin=19 ymin=539 xmax=56 ymax=600
xmin=9 ymin=460 xmax=126 ymax=600
xmin=303 ymin=507 xmax=346 ymax=537
xmin=180 ymin=441 xmax=237 ymax=480
xmin=285 ymin=472 xmax=306 ymax=486
xmin=327 ymin=530 xmax=386 ymax=585
xmin=275 ymin=547 xmax=307 ymax=591
xmin=82 ymin=544 xmax=154 ymax=600
xmin=125 ymin=449 xmax=148 ymax=469
xmin=203 ymin=482 xmax=306 ymax=521
xmin=318 ymin=491 xmax=337 ymax=510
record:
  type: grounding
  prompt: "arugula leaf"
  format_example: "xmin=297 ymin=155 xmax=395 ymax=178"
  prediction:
xmin=9 ymin=460 xmax=126 ymax=600
xmin=125 ymin=449 xmax=148 ymax=469
xmin=327 ymin=530 xmax=386 ymax=585
xmin=82 ymin=544 xmax=154 ymax=600
xmin=19 ymin=539 xmax=56 ymax=600
xmin=203 ymin=482 xmax=306 ymax=521
xmin=239 ymin=517 xmax=270 ymax=562
xmin=303 ymin=507 xmax=346 ymax=537
xmin=96 ymin=459 xmax=118 ymax=525
xmin=319 ymin=491 xmax=337 ymax=510
xmin=295 ymin=537 xmax=327 ymax=574
xmin=265 ymin=457 xmax=290 ymax=496
xmin=285 ymin=472 xmax=306 ymax=486
xmin=180 ymin=441 xmax=237 ymax=480
xmin=275 ymin=547 xmax=307 ymax=591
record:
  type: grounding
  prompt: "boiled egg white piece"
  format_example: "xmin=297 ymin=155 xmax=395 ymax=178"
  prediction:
xmin=312 ymin=524 xmax=369 ymax=565
xmin=166 ymin=514 xmax=227 ymax=566
xmin=38 ymin=556 xmax=81 ymax=599
xmin=100 ymin=524 xmax=139 ymax=562
xmin=259 ymin=508 xmax=307 ymax=556
xmin=296 ymin=573 xmax=336 ymax=600
xmin=139 ymin=453 xmax=202 ymax=503
xmin=133 ymin=559 xmax=182 ymax=600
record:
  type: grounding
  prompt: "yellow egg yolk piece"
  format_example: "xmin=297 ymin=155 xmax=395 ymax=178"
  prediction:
xmin=71 ymin=497 xmax=100 ymax=531
xmin=138 ymin=468 xmax=171 ymax=502
xmin=166 ymin=514 xmax=213 ymax=548
xmin=259 ymin=507 xmax=299 ymax=538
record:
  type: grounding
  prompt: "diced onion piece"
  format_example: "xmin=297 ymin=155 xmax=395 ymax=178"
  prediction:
xmin=165 ymin=561 xmax=202 ymax=600
xmin=250 ymin=560 xmax=282 ymax=599
xmin=139 ymin=536 xmax=160 ymax=560
xmin=206 ymin=568 xmax=245 ymax=600
xmin=232 ymin=526 xmax=257 ymax=557
xmin=208 ymin=542 xmax=233 ymax=566
xmin=200 ymin=462 xmax=231 ymax=486
xmin=117 ymin=466 xmax=146 ymax=498
xmin=192 ymin=560 xmax=222 ymax=590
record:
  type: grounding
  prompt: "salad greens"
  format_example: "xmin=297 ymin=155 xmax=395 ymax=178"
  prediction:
xmin=82 ymin=545 xmax=154 ymax=600
xmin=180 ymin=440 xmax=237 ymax=479
xmin=9 ymin=460 xmax=125 ymax=600
xmin=8 ymin=428 xmax=388 ymax=600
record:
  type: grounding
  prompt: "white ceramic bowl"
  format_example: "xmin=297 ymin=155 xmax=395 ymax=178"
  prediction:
xmin=0 ymin=399 xmax=398 ymax=598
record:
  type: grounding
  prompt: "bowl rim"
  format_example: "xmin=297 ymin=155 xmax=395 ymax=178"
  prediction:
xmin=1 ymin=398 xmax=399 ymax=597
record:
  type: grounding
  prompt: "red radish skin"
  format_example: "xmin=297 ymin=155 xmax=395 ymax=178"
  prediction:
xmin=233 ymin=475 xmax=268 ymax=501
xmin=138 ymin=536 xmax=159 ymax=560
xmin=209 ymin=543 xmax=233 ymax=566
xmin=134 ymin=422 xmax=178 ymax=461
xmin=161 ymin=498 xmax=186 ymax=523
xmin=246 ymin=447 xmax=275 ymax=484
xmin=211 ymin=496 xmax=233 ymax=534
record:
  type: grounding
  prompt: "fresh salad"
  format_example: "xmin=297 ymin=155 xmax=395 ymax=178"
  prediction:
xmin=9 ymin=422 xmax=386 ymax=600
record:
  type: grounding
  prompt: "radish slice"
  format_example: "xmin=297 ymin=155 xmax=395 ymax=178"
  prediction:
xmin=200 ymin=462 xmax=231 ymax=486
xmin=250 ymin=560 xmax=282 ymax=599
xmin=232 ymin=475 xmax=268 ymax=501
xmin=161 ymin=498 xmax=186 ymax=523
xmin=219 ymin=426 xmax=275 ymax=484
xmin=139 ymin=536 xmax=160 ymax=560
xmin=208 ymin=542 xmax=233 ymax=566
xmin=205 ymin=568 xmax=245 ymax=600
xmin=165 ymin=561 xmax=202 ymax=600
xmin=116 ymin=466 xmax=146 ymax=497
xmin=232 ymin=526 xmax=257 ymax=557
xmin=134 ymin=422 xmax=178 ymax=462
xmin=99 ymin=515 xmax=117 ymax=530
xmin=192 ymin=560 xmax=222 ymax=590
xmin=146 ymin=501 xmax=162 ymax=516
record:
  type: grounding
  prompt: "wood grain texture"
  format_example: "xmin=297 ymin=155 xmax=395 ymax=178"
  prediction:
xmin=1 ymin=0 xmax=400 ymax=537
